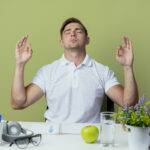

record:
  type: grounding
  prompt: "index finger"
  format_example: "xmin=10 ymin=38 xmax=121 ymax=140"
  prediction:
xmin=16 ymin=34 xmax=28 ymax=48
xmin=22 ymin=34 xmax=28 ymax=46
xmin=122 ymin=36 xmax=127 ymax=48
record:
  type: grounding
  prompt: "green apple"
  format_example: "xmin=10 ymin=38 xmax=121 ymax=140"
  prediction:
xmin=81 ymin=125 xmax=99 ymax=143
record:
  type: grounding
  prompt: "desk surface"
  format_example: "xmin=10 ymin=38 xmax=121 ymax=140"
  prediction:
xmin=0 ymin=121 xmax=129 ymax=150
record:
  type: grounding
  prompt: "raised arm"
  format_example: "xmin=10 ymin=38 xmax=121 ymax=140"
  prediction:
xmin=106 ymin=36 xmax=138 ymax=107
xmin=11 ymin=35 xmax=44 ymax=109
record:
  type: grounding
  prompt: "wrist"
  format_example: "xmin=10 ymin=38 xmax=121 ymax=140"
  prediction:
xmin=15 ymin=62 xmax=26 ymax=69
xmin=123 ymin=65 xmax=133 ymax=72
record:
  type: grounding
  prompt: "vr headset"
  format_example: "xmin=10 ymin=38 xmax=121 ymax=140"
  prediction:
xmin=2 ymin=121 xmax=34 ymax=143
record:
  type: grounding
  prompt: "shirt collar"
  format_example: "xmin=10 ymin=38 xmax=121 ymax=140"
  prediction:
xmin=81 ymin=54 xmax=92 ymax=67
xmin=60 ymin=54 xmax=92 ymax=67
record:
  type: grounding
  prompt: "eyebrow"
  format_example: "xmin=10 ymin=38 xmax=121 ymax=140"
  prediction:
xmin=64 ymin=28 xmax=83 ymax=33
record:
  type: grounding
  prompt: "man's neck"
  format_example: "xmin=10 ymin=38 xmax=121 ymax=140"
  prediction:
xmin=64 ymin=49 xmax=86 ymax=67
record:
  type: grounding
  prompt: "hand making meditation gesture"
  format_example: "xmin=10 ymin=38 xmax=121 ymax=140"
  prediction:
xmin=15 ymin=35 xmax=32 ymax=65
xmin=116 ymin=36 xmax=134 ymax=68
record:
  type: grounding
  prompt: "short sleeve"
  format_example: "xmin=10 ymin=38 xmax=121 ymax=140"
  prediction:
xmin=32 ymin=67 xmax=46 ymax=93
xmin=104 ymin=66 xmax=120 ymax=93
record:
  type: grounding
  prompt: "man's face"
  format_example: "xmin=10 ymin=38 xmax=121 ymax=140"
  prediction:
xmin=60 ymin=23 xmax=89 ymax=51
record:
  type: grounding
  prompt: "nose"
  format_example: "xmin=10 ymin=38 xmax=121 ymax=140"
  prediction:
xmin=71 ymin=30 xmax=76 ymax=37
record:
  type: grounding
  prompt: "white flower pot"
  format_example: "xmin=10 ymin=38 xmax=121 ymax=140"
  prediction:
xmin=126 ymin=125 xmax=150 ymax=150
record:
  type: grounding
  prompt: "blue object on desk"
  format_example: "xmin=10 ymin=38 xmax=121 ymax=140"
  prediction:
xmin=0 ymin=114 xmax=2 ymax=122
xmin=49 ymin=125 xmax=54 ymax=133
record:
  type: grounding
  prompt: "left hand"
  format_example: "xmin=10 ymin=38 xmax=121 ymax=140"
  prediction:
xmin=116 ymin=36 xmax=134 ymax=68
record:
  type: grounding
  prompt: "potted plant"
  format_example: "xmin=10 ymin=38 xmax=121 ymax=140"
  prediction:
xmin=114 ymin=94 xmax=150 ymax=150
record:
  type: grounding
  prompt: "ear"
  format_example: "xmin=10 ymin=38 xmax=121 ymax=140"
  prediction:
xmin=60 ymin=39 xmax=64 ymax=48
xmin=86 ymin=37 xmax=90 ymax=45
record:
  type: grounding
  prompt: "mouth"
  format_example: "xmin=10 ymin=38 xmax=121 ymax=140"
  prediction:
xmin=70 ymin=39 xmax=77 ymax=43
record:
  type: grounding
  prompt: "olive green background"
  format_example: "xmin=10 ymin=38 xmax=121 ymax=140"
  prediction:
xmin=0 ymin=0 xmax=150 ymax=122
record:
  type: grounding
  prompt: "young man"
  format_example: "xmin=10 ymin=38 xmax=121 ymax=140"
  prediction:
xmin=11 ymin=18 xmax=138 ymax=123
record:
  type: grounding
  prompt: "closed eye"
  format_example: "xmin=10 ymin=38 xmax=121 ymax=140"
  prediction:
xmin=76 ymin=29 xmax=83 ymax=33
xmin=65 ymin=31 xmax=71 ymax=34
xmin=64 ymin=29 xmax=71 ymax=35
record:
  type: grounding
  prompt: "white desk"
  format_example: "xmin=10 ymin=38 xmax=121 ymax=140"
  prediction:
xmin=0 ymin=121 xmax=129 ymax=150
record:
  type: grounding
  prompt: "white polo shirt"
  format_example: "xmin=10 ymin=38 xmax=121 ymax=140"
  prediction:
xmin=32 ymin=54 xmax=119 ymax=123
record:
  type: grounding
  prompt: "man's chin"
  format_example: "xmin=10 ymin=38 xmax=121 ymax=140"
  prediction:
xmin=68 ymin=47 xmax=81 ymax=52
xmin=65 ymin=45 xmax=80 ymax=51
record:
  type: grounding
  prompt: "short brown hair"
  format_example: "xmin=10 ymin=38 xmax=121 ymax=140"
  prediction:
xmin=60 ymin=17 xmax=88 ymax=37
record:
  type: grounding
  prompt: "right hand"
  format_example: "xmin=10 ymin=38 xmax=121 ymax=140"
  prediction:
xmin=15 ymin=35 xmax=33 ymax=65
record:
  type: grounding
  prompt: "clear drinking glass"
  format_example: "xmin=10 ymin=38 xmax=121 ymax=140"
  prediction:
xmin=100 ymin=112 xmax=116 ymax=147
